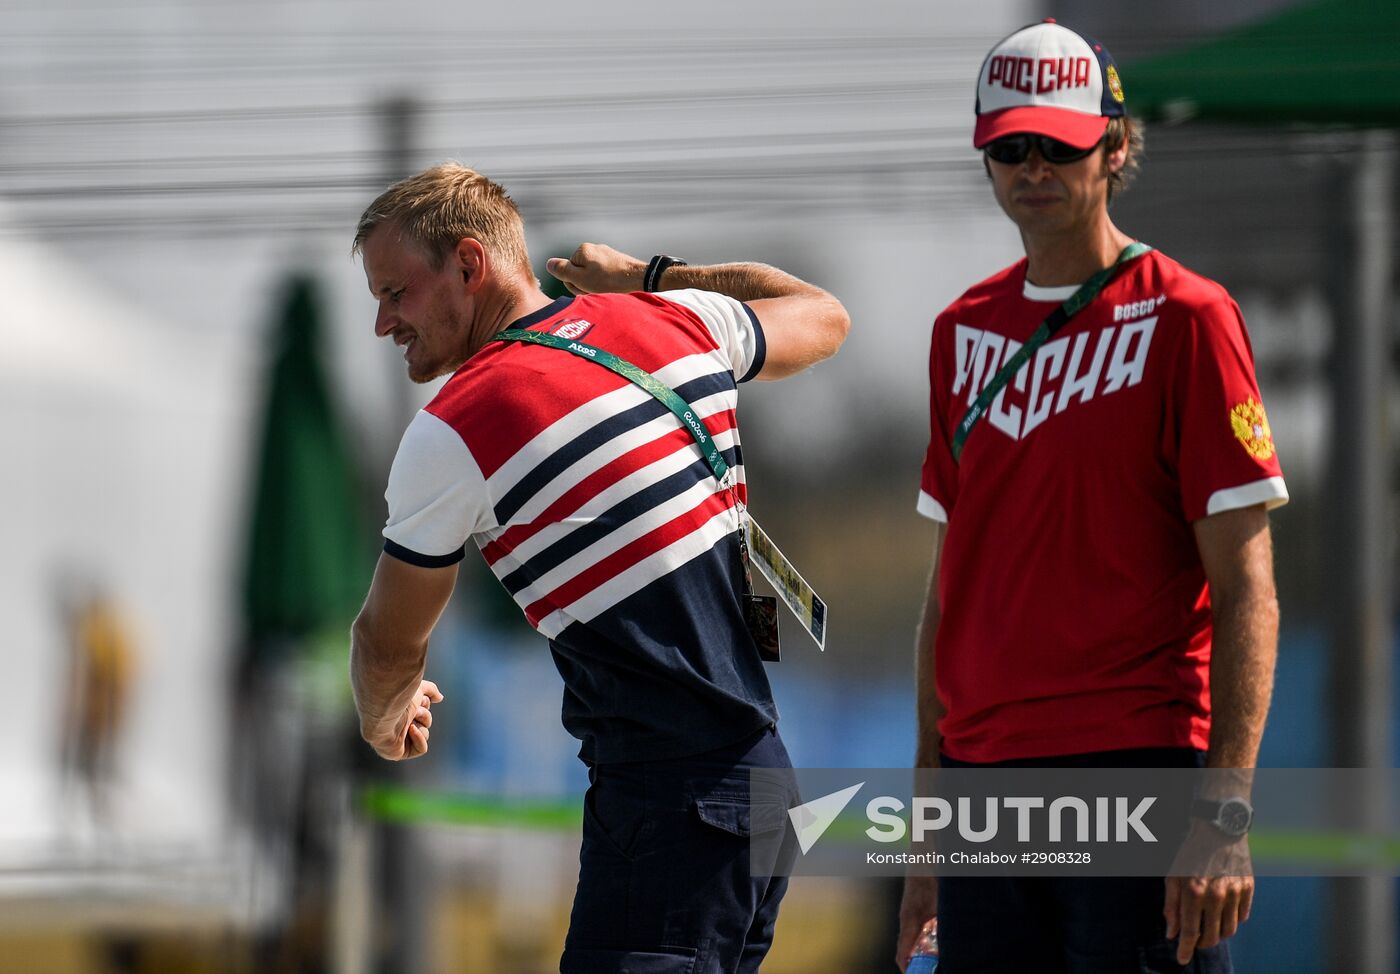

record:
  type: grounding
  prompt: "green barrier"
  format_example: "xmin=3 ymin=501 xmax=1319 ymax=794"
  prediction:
xmin=362 ymin=785 xmax=581 ymax=832
xmin=1248 ymin=830 xmax=1400 ymax=867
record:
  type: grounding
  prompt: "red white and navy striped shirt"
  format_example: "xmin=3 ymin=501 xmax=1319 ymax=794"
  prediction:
xmin=383 ymin=290 xmax=776 ymax=762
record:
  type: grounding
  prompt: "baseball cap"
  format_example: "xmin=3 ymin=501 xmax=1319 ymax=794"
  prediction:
xmin=973 ymin=19 xmax=1126 ymax=150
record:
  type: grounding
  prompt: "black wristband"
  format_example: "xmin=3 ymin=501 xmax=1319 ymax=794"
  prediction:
xmin=644 ymin=254 xmax=687 ymax=292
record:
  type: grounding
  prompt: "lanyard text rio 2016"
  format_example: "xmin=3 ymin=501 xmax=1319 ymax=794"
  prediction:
xmin=951 ymin=242 xmax=1153 ymax=462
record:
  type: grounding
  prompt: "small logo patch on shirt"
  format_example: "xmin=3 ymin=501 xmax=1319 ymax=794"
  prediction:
xmin=1230 ymin=397 xmax=1275 ymax=460
xmin=552 ymin=318 xmax=593 ymax=340
xmin=1113 ymin=294 xmax=1166 ymax=322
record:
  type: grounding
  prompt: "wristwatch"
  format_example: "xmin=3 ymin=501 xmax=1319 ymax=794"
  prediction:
xmin=1191 ymin=797 xmax=1254 ymax=837
xmin=644 ymin=254 xmax=688 ymax=292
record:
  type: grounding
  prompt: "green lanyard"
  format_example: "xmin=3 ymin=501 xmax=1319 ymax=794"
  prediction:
xmin=492 ymin=329 xmax=731 ymax=486
xmin=951 ymin=242 xmax=1152 ymax=462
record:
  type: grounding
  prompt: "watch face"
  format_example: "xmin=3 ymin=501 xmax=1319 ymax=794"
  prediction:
xmin=1219 ymin=800 xmax=1252 ymax=836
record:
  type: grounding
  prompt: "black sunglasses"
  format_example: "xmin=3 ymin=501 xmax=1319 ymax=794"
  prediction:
xmin=984 ymin=134 xmax=1102 ymax=166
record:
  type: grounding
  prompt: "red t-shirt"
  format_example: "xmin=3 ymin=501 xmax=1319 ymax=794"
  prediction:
xmin=919 ymin=249 xmax=1287 ymax=763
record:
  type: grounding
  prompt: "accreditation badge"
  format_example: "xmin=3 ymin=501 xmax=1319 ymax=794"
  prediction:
xmin=744 ymin=516 xmax=828 ymax=651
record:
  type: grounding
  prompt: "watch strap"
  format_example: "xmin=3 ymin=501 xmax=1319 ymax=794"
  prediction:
xmin=644 ymin=254 xmax=688 ymax=292
xmin=1191 ymin=798 xmax=1222 ymax=820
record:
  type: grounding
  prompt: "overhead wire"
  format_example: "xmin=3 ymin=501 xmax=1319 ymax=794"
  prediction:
xmin=0 ymin=25 xmax=1383 ymax=242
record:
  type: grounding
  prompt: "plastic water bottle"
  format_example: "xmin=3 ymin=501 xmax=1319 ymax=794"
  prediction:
xmin=906 ymin=919 xmax=939 ymax=973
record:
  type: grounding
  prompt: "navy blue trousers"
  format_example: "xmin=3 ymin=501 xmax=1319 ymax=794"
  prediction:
xmin=560 ymin=725 xmax=798 ymax=973
xmin=937 ymin=747 xmax=1233 ymax=974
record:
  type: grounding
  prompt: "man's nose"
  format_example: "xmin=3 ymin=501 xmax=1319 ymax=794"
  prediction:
xmin=1020 ymin=148 xmax=1055 ymax=180
xmin=374 ymin=306 xmax=395 ymax=337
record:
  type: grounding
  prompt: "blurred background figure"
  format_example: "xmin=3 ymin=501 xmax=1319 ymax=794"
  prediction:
xmin=57 ymin=576 xmax=138 ymax=851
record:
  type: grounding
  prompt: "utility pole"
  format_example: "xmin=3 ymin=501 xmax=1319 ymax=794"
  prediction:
xmin=380 ymin=95 xmax=419 ymax=189
xmin=1325 ymin=129 xmax=1395 ymax=974
xmin=378 ymin=95 xmax=423 ymax=436
xmin=364 ymin=94 xmax=430 ymax=974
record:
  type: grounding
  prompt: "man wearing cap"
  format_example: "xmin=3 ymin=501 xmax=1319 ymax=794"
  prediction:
xmin=897 ymin=20 xmax=1287 ymax=973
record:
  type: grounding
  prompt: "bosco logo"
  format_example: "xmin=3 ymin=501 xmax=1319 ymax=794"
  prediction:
xmin=552 ymin=318 xmax=594 ymax=340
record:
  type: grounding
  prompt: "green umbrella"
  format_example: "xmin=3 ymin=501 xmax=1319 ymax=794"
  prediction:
xmin=241 ymin=273 xmax=370 ymax=652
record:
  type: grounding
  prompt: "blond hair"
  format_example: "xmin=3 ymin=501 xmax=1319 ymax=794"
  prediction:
xmin=353 ymin=163 xmax=531 ymax=273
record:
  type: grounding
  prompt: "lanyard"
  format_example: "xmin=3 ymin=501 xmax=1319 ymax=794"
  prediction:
xmin=951 ymin=242 xmax=1153 ymax=462
xmin=491 ymin=328 xmax=730 ymax=486
xmin=493 ymin=326 xmax=825 ymax=654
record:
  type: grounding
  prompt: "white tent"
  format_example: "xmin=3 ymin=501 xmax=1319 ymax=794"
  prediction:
xmin=0 ymin=217 xmax=258 ymax=926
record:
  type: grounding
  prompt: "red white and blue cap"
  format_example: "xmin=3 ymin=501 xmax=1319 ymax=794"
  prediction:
xmin=973 ymin=19 xmax=1127 ymax=150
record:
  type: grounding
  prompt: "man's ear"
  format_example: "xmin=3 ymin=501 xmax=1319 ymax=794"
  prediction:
xmin=454 ymin=237 xmax=487 ymax=293
xmin=1105 ymin=140 xmax=1129 ymax=176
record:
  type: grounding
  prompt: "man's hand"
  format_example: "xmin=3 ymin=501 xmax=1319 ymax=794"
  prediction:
xmin=546 ymin=243 xmax=646 ymax=295
xmin=364 ymin=679 xmax=444 ymax=762
xmin=1164 ymin=822 xmax=1254 ymax=965
xmin=895 ymin=875 xmax=938 ymax=970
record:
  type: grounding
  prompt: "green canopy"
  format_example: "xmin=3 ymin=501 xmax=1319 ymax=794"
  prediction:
xmin=1125 ymin=0 xmax=1400 ymax=126
xmin=241 ymin=274 xmax=370 ymax=647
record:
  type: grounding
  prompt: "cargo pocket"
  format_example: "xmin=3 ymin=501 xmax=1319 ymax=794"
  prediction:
xmin=694 ymin=792 xmax=789 ymax=837
xmin=560 ymin=945 xmax=698 ymax=973
xmin=583 ymin=784 xmax=651 ymax=862
xmin=699 ymin=791 xmax=795 ymax=877
xmin=694 ymin=795 xmax=751 ymax=837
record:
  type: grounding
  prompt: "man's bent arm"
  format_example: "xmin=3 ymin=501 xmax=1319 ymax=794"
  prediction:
xmin=546 ymin=243 xmax=850 ymax=380
xmin=351 ymin=553 xmax=458 ymax=759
